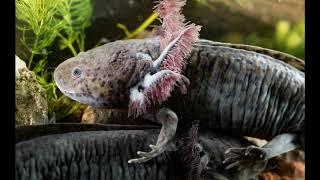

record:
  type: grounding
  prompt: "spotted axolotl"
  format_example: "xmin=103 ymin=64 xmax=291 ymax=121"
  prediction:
xmin=54 ymin=0 xmax=305 ymax=172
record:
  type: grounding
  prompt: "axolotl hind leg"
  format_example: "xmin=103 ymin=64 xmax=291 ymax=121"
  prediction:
xmin=223 ymin=133 xmax=301 ymax=173
xmin=128 ymin=108 xmax=178 ymax=163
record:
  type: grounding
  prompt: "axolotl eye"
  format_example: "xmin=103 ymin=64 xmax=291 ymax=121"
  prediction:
xmin=72 ymin=68 xmax=82 ymax=78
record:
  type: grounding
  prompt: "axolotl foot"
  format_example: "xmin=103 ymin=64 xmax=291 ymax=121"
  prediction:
xmin=223 ymin=145 xmax=268 ymax=172
xmin=128 ymin=108 xmax=178 ymax=164
xmin=128 ymin=143 xmax=173 ymax=163
xmin=223 ymin=133 xmax=301 ymax=176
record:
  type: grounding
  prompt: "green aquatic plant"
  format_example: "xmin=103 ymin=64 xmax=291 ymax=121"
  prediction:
xmin=34 ymin=58 xmax=81 ymax=122
xmin=56 ymin=0 xmax=92 ymax=55
xmin=16 ymin=0 xmax=64 ymax=68
xmin=16 ymin=0 xmax=93 ymax=65
xmin=16 ymin=0 xmax=93 ymax=121
xmin=117 ymin=12 xmax=159 ymax=39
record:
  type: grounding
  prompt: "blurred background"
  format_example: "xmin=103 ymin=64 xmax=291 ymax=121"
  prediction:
xmin=85 ymin=0 xmax=305 ymax=60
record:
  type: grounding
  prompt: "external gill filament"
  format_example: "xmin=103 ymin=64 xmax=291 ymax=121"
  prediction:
xmin=129 ymin=87 xmax=146 ymax=106
xmin=152 ymin=27 xmax=191 ymax=69
xmin=143 ymin=70 xmax=174 ymax=88
xmin=128 ymin=70 xmax=189 ymax=117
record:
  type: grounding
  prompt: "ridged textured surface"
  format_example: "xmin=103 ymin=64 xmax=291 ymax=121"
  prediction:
xmin=16 ymin=127 xmax=258 ymax=180
xmin=168 ymin=40 xmax=305 ymax=140
xmin=16 ymin=130 xmax=183 ymax=180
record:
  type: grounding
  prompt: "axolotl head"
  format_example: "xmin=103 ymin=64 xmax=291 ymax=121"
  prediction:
xmin=54 ymin=40 xmax=156 ymax=109
xmin=54 ymin=25 xmax=198 ymax=117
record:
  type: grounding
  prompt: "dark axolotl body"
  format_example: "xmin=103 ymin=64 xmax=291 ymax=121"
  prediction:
xmin=16 ymin=124 xmax=265 ymax=180
xmin=169 ymin=39 xmax=305 ymax=141
xmin=54 ymin=38 xmax=304 ymax=169
xmin=16 ymin=129 xmax=187 ymax=180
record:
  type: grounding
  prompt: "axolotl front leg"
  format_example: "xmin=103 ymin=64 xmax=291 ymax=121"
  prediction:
xmin=128 ymin=108 xmax=179 ymax=163
xmin=127 ymin=70 xmax=188 ymax=164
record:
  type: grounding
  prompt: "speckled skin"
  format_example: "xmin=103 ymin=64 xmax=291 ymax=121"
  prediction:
xmin=54 ymin=38 xmax=305 ymax=144
xmin=54 ymin=39 xmax=159 ymax=108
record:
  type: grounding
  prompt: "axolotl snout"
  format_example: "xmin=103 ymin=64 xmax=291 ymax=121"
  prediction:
xmin=54 ymin=39 xmax=161 ymax=109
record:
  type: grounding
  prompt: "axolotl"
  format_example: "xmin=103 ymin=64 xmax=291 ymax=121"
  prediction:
xmin=54 ymin=0 xmax=305 ymax=171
